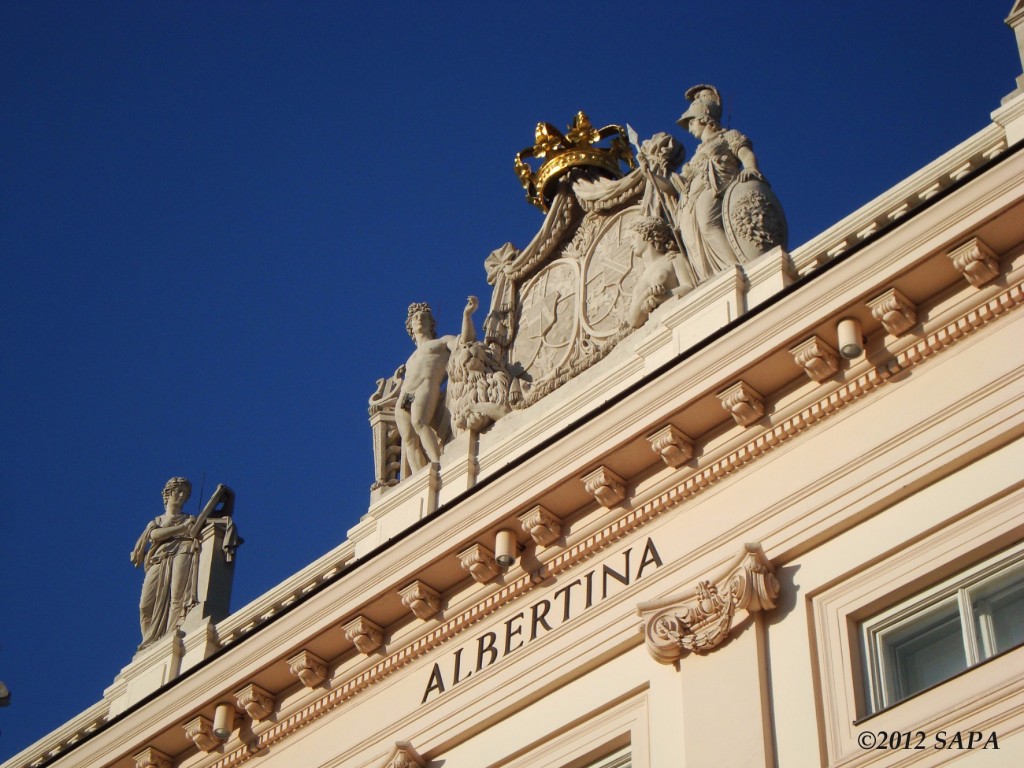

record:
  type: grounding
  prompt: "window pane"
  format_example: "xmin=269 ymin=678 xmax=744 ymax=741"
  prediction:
xmin=972 ymin=572 xmax=1024 ymax=658
xmin=581 ymin=746 xmax=631 ymax=768
xmin=879 ymin=600 xmax=966 ymax=703
xmin=862 ymin=546 xmax=1024 ymax=715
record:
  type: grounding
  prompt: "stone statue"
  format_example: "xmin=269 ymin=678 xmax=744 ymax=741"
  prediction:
xmin=625 ymin=216 xmax=694 ymax=328
xmin=673 ymin=85 xmax=786 ymax=281
xmin=446 ymin=336 xmax=513 ymax=434
xmin=131 ymin=478 xmax=239 ymax=651
xmin=635 ymin=131 xmax=686 ymax=222
xmin=395 ymin=297 xmax=479 ymax=473
xmin=368 ymin=366 xmax=405 ymax=490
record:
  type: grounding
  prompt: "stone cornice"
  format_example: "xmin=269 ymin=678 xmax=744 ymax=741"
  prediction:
xmin=196 ymin=272 xmax=1024 ymax=768
xmin=10 ymin=145 xmax=1024 ymax=768
xmin=210 ymin=265 xmax=1019 ymax=762
xmin=790 ymin=123 xmax=1007 ymax=275
xmin=16 ymin=271 xmax=1024 ymax=768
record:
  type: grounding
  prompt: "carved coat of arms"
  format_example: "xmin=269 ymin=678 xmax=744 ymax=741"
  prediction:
xmin=369 ymin=91 xmax=788 ymax=489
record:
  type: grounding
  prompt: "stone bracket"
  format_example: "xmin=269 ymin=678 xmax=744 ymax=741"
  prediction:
xmin=399 ymin=580 xmax=442 ymax=620
xmin=382 ymin=741 xmax=427 ymax=768
xmin=183 ymin=715 xmax=220 ymax=753
xmin=457 ymin=543 xmax=501 ymax=584
xmin=582 ymin=466 xmax=627 ymax=508
xmin=343 ymin=616 xmax=385 ymax=654
xmin=517 ymin=505 xmax=562 ymax=546
xmin=790 ymin=335 xmax=840 ymax=383
xmin=133 ymin=747 xmax=173 ymax=768
xmin=636 ymin=543 xmax=779 ymax=664
xmin=717 ymin=381 xmax=766 ymax=427
xmin=948 ymin=237 xmax=1000 ymax=287
xmin=234 ymin=683 xmax=275 ymax=721
xmin=867 ymin=287 xmax=917 ymax=336
xmin=287 ymin=650 xmax=328 ymax=688
xmin=646 ymin=424 xmax=694 ymax=468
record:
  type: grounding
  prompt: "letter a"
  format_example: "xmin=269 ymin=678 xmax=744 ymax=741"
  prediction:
xmin=421 ymin=663 xmax=446 ymax=704
xmin=636 ymin=538 xmax=664 ymax=580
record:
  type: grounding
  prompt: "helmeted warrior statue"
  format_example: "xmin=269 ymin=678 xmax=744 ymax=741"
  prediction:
xmin=673 ymin=85 xmax=787 ymax=280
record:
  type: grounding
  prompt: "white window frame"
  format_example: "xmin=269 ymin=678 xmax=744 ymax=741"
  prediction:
xmin=580 ymin=745 xmax=631 ymax=768
xmin=861 ymin=543 xmax=1024 ymax=713
xmin=498 ymin=692 xmax=645 ymax=768
xmin=810 ymin=483 xmax=1024 ymax=764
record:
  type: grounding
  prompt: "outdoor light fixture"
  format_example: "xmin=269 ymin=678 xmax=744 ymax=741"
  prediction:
xmin=495 ymin=529 xmax=517 ymax=568
xmin=837 ymin=317 xmax=864 ymax=359
xmin=213 ymin=702 xmax=235 ymax=740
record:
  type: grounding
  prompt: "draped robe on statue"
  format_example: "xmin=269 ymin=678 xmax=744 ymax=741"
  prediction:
xmin=133 ymin=513 xmax=199 ymax=650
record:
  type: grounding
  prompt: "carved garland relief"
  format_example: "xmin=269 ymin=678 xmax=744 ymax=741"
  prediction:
xmin=637 ymin=544 xmax=779 ymax=663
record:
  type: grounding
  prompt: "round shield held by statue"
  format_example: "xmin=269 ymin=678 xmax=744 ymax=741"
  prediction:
xmin=722 ymin=177 xmax=788 ymax=262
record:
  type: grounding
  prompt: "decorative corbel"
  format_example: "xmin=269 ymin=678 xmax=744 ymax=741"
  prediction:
xmin=398 ymin=580 xmax=442 ymax=620
xmin=343 ymin=616 xmax=385 ymax=654
xmin=234 ymin=683 xmax=275 ymax=721
xmin=790 ymin=335 xmax=840 ymax=383
xmin=717 ymin=381 xmax=765 ymax=427
xmin=637 ymin=543 xmax=779 ymax=664
xmin=287 ymin=650 xmax=328 ymax=688
xmin=133 ymin=747 xmax=173 ymax=768
xmin=517 ymin=505 xmax=562 ymax=546
xmin=867 ymin=287 xmax=917 ymax=336
xmin=382 ymin=741 xmax=427 ymax=768
xmin=646 ymin=425 xmax=694 ymax=468
xmin=457 ymin=543 xmax=501 ymax=584
xmin=183 ymin=716 xmax=220 ymax=753
xmin=948 ymin=237 xmax=1000 ymax=287
xmin=582 ymin=466 xmax=626 ymax=508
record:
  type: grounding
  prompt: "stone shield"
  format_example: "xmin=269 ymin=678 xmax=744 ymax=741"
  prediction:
xmin=722 ymin=177 xmax=788 ymax=262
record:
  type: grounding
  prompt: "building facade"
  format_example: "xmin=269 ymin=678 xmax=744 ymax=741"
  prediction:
xmin=7 ymin=6 xmax=1024 ymax=768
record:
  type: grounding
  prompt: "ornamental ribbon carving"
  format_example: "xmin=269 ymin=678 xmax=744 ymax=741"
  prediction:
xmin=381 ymin=741 xmax=427 ymax=768
xmin=636 ymin=543 xmax=778 ymax=663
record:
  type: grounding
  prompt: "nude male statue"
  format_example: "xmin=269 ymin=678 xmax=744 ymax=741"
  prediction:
xmin=395 ymin=296 xmax=478 ymax=473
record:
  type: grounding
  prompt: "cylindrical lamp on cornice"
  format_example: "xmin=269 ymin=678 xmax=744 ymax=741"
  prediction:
xmin=213 ymin=703 xmax=235 ymax=740
xmin=495 ymin=529 xmax=517 ymax=568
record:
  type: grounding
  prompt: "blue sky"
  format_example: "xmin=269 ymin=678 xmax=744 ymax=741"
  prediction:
xmin=1 ymin=0 xmax=1020 ymax=758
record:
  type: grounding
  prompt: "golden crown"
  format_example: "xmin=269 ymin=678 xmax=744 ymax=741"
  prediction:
xmin=514 ymin=112 xmax=634 ymax=211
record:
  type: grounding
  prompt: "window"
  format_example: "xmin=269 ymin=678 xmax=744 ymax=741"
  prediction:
xmin=580 ymin=746 xmax=630 ymax=768
xmin=861 ymin=546 xmax=1024 ymax=713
